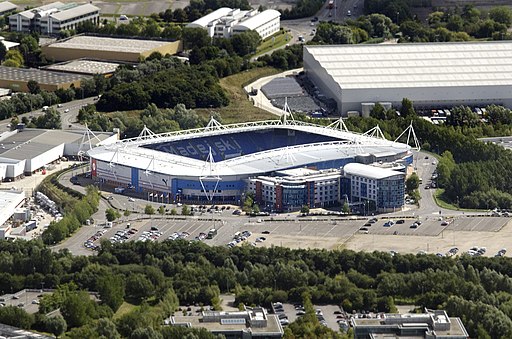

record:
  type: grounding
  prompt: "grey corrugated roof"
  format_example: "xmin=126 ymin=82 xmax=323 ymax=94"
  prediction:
xmin=46 ymin=36 xmax=173 ymax=53
xmin=50 ymin=3 xmax=99 ymax=21
xmin=305 ymin=41 xmax=512 ymax=89
xmin=14 ymin=2 xmax=64 ymax=20
xmin=0 ymin=66 xmax=88 ymax=85
xmin=44 ymin=60 xmax=120 ymax=75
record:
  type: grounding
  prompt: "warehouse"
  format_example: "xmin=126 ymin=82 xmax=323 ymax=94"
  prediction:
xmin=303 ymin=42 xmax=512 ymax=115
xmin=42 ymin=35 xmax=182 ymax=63
xmin=0 ymin=128 xmax=117 ymax=181
xmin=0 ymin=66 xmax=87 ymax=92
xmin=9 ymin=2 xmax=100 ymax=34
xmin=43 ymin=59 xmax=120 ymax=76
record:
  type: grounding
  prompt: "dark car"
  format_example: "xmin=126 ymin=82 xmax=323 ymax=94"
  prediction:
xmin=262 ymin=230 xmax=270 ymax=234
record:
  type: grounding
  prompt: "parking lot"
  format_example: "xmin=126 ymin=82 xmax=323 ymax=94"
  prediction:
xmin=0 ymin=290 xmax=51 ymax=314
xmin=271 ymin=302 xmax=344 ymax=332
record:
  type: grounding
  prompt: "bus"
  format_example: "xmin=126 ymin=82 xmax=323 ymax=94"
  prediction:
xmin=328 ymin=0 xmax=334 ymax=9
xmin=207 ymin=229 xmax=217 ymax=239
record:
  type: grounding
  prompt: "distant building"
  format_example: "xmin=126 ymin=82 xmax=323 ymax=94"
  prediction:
xmin=9 ymin=1 xmax=99 ymax=35
xmin=0 ymin=36 xmax=19 ymax=50
xmin=187 ymin=7 xmax=280 ymax=39
xmin=43 ymin=59 xmax=121 ymax=76
xmin=42 ymin=35 xmax=183 ymax=63
xmin=170 ymin=306 xmax=284 ymax=338
xmin=0 ymin=1 xmax=17 ymax=16
xmin=343 ymin=162 xmax=405 ymax=212
xmin=352 ymin=309 xmax=469 ymax=339
xmin=0 ymin=65 xmax=88 ymax=92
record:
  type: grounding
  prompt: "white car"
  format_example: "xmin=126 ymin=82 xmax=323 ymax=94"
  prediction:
xmin=64 ymin=108 xmax=70 ymax=113
xmin=128 ymin=197 xmax=135 ymax=202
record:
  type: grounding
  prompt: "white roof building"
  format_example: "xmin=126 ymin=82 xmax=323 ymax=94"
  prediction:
xmin=343 ymin=163 xmax=404 ymax=180
xmin=9 ymin=2 xmax=100 ymax=35
xmin=187 ymin=7 xmax=280 ymax=39
xmin=304 ymin=41 xmax=512 ymax=115
xmin=0 ymin=1 xmax=17 ymax=15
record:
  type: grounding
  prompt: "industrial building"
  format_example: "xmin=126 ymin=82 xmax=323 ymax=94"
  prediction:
xmin=170 ymin=306 xmax=284 ymax=338
xmin=187 ymin=7 xmax=280 ymax=39
xmin=0 ymin=1 xmax=17 ymax=16
xmin=43 ymin=59 xmax=121 ymax=76
xmin=0 ymin=66 xmax=87 ymax=92
xmin=0 ymin=190 xmax=25 ymax=238
xmin=9 ymin=2 xmax=100 ymax=35
xmin=303 ymin=41 xmax=512 ymax=116
xmin=42 ymin=35 xmax=183 ymax=63
xmin=352 ymin=309 xmax=469 ymax=339
xmin=0 ymin=128 xmax=117 ymax=181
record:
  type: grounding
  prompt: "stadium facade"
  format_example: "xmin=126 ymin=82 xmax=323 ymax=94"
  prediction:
xmin=88 ymin=118 xmax=414 ymax=212
xmin=303 ymin=41 xmax=512 ymax=116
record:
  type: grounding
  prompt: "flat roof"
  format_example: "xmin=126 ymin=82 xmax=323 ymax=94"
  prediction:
xmin=15 ymin=2 xmax=63 ymax=19
xmin=44 ymin=59 xmax=120 ymax=75
xmin=50 ymin=3 xmax=99 ymax=21
xmin=305 ymin=41 xmax=512 ymax=90
xmin=343 ymin=163 xmax=404 ymax=180
xmin=172 ymin=314 xmax=282 ymax=334
xmin=233 ymin=9 xmax=280 ymax=30
xmin=45 ymin=35 xmax=175 ymax=54
xmin=0 ymin=129 xmax=113 ymax=161
xmin=0 ymin=66 xmax=88 ymax=85
xmin=0 ymin=323 xmax=51 ymax=338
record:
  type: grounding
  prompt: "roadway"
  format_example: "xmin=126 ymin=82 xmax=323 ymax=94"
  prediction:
xmin=0 ymin=96 xmax=96 ymax=131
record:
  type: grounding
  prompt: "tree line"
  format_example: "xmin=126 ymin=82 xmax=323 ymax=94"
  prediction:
xmin=2 ymin=239 xmax=512 ymax=337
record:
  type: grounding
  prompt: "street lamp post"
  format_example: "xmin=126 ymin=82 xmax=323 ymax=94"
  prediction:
xmin=396 ymin=12 xmax=399 ymax=24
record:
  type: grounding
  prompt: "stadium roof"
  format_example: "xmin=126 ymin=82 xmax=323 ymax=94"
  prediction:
xmin=0 ymin=1 xmax=17 ymax=14
xmin=233 ymin=9 xmax=280 ymax=30
xmin=88 ymin=120 xmax=411 ymax=178
xmin=45 ymin=35 xmax=174 ymax=53
xmin=0 ymin=66 xmax=88 ymax=85
xmin=50 ymin=3 xmax=99 ymax=21
xmin=304 ymin=41 xmax=512 ymax=90
xmin=343 ymin=162 xmax=404 ymax=180
xmin=44 ymin=59 xmax=120 ymax=75
xmin=187 ymin=7 xmax=232 ymax=28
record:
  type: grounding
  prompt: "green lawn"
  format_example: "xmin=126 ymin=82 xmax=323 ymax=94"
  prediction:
xmin=113 ymin=302 xmax=138 ymax=320
xmin=196 ymin=67 xmax=280 ymax=124
xmin=255 ymin=32 xmax=291 ymax=57
xmin=433 ymin=188 xmax=485 ymax=212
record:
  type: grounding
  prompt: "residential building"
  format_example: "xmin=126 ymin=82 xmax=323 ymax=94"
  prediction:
xmin=9 ymin=2 xmax=99 ymax=35
xmin=352 ymin=309 xmax=469 ymax=339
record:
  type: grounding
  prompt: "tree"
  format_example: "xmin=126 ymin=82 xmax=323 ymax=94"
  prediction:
xmin=300 ymin=205 xmax=310 ymax=215
xmin=231 ymin=30 xmax=261 ymax=56
xmin=181 ymin=204 xmax=190 ymax=216
xmin=144 ymin=205 xmax=155 ymax=215
xmin=27 ymin=80 xmax=41 ymax=95
xmin=43 ymin=315 xmax=67 ymax=337
xmin=182 ymin=27 xmax=211 ymax=50
xmin=60 ymin=291 xmax=95 ymax=328
xmin=125 ymin=274 xmax=154 ymax=302
xmin=400 ymin=98 xmax=415 ymax=118
xmin=105 ymin=208 xmax=120 ymax=222
xmin=342 ymin=202 xmax=350 ymax=214
xmin=158 ymin=206 xmax=165 ymax=215
xmin=405 ymin=172 xmax=420 ymax=194
xmin=97 ymin=274 xmax=125 ymax=312
xmin=130 ymin=327 xmax=163 ymax=339
xmin=4 ymin=49 xmax=24 ymax=67
xmin=489 ymin=6 xmax=512 ymax=26
xmin=0 ymin=41 xmax=6 ymax=61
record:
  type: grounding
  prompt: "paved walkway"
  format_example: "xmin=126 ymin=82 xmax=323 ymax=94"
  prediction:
xmin=244 ymin=68 xmax=303 ymax=117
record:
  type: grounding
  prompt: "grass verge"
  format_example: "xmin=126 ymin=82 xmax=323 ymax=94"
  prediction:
xmin=113 ymin=302 xmax=138 ymax=320
xmin=255 ymin=31 xmax=291 ymax=57
xmin=196 ymin=67 xmax=280 ymax=124
xmin=434 ymin=188 xmax=485 ymax=212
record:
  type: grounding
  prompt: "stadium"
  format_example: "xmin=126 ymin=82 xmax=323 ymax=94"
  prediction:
xmin=87 ymin=117 xmax=414 ymax=208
